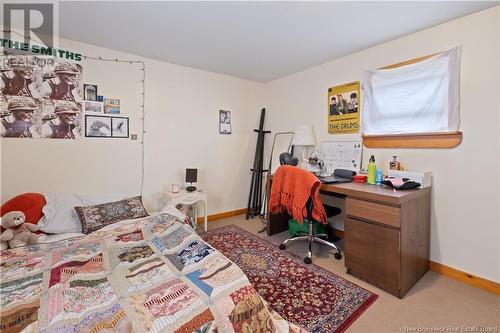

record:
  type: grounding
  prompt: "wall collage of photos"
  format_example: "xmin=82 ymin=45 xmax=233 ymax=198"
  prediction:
xmin=1 ymin=56 xmax=83 ymax=139
xmin=1 ymin=55 xmax=129 ymax=139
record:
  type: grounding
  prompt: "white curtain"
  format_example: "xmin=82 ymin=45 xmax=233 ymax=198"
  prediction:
xmin=362 ymin=46 xmax=461 ymax=135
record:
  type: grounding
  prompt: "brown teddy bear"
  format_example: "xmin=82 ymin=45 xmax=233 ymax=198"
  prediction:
xmin=1 ymin=211 xmax=42 ymax=249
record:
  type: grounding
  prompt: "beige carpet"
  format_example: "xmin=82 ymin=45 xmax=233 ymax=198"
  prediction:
xmin=200 ymin=215 xmax=500 ymax=333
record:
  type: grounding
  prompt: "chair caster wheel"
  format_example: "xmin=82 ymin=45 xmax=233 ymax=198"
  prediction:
xmin=334 ymin=252 xmax=342 ymax=260
xmin=279 ymin=244 xmax=286 ymax=250
xmin=304 ymin=257 xmax=312 ymax=264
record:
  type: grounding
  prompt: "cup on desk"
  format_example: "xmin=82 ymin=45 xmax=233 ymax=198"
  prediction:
xmin=170 ymin=184 xmax=180 ymax=193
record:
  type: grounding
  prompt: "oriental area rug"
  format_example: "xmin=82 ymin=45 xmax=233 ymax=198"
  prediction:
xmin=201 ymin=225 xmax=377 ymax=333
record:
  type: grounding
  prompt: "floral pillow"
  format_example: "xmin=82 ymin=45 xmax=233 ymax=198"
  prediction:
xmin=75 ymin=196 xmax=148 ymax=234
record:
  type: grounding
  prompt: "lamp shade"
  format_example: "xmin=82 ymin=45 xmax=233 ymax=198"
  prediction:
xmin=186 ymin=168 xmax=198 ymax=183
xmin=291 ymin=125 xmax=315 ymax=146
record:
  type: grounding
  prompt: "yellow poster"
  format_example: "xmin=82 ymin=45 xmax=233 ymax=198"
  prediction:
xmin=327 ymin=81 xmax=360 ymax=134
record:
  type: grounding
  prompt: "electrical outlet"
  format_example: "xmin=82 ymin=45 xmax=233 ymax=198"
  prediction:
xmin=131 ymin=134 xmax=138 ymax=140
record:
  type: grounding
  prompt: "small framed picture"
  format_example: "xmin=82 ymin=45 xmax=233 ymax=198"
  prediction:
xmin=83 ymin=84 xmax=98 ymax=101
xmin=84 ymin=100 xmax=104 ymax=113
xmin=85 ymin=115 xmax=111 ymax=137
xmin=219 ymin=110 xmax=231 ymax=134
xmin=111 ymin=116 xmax=129 ymax=138
xmin=104 ymin=98 xmax=120 ymax=114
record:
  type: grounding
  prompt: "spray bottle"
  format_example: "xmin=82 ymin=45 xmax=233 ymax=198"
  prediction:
xmin=367 ymin=155 xmax=377 ymax=185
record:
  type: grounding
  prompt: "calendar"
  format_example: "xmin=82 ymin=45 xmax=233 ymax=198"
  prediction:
xmin=321 ymin=141 xmax=362 ymax=174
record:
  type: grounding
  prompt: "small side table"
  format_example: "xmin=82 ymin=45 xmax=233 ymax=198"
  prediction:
xmin=164 ymin=190 xmax=208 ymax=231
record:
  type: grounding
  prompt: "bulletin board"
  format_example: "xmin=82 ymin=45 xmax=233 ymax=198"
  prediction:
xmin=321 ymin=141 xmax=362 ymax=173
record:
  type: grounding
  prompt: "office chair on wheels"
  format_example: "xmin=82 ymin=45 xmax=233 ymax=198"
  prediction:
xmin=270 ymin=165 xmax=343 ymax=264
xmin=279 ymin=199 xmax=342 ymax=264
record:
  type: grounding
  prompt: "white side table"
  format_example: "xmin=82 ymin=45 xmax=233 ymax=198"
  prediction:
xmin=164 ymin=190 xmax=208 ymax=231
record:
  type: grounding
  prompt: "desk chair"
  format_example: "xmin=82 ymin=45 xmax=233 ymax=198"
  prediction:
xmin=279 ymin=199 xmax=342 ymax=264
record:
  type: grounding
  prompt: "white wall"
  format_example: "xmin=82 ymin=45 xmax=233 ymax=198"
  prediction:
xmin=1 ymin=7 xmax=498 ymax=282
xmin=1 ymin=36 xmax=264 ymax=215
xmin=263 ymin=7 xmax=500 ymax=282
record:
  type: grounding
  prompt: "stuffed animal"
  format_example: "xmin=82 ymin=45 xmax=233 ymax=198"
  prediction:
xmin=0 ymin=211 xmax=42 ymax=249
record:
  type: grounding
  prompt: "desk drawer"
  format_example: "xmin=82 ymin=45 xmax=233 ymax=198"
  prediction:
xmin=345 ymin=217 xmax=401 ymax=296
xmin=346 ymin=198 xmax=400 ymax=228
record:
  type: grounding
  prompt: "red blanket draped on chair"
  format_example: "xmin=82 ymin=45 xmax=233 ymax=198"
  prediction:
xmin=269 ymin=165 xmax=327 ymax=224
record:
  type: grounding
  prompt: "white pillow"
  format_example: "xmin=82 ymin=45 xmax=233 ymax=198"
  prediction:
xmin=38 ymin=192 xmax=126 ymax=234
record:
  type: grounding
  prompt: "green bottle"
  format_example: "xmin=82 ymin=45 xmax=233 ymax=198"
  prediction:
xmin=367 ymin=155 xmax=377 ymax=185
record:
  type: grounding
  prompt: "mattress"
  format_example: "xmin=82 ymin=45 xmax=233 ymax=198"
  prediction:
xmin=0 ymin=213 xmax=303 ymax=332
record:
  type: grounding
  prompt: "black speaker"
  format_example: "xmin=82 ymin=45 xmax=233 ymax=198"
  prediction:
xmin=333 ymin=168 xmax=356 ymax=179
xmin=186 ymin=168 xmax=197 ymax=192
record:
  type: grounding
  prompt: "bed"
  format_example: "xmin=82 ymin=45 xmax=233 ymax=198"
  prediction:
xmin=1 ymin=212 xmax=302 ymax=333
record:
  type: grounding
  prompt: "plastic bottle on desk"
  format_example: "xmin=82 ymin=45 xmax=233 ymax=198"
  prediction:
xmin=390 ymin=156 xmax=401 ymax=170
xmin=376 ymin=168 xmax=383 ymax=185
xmin=367 ymin=155 xmax=377 ymax=185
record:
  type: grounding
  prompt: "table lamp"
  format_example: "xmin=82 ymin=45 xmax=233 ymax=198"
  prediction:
xmin=291 ymin=125 xmax=316 ymax=169
xmin=186 ymin=168 xmax=198 ymax=192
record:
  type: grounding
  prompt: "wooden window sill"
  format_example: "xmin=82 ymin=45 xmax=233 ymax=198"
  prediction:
xmin=362 ymin=131 xmax=462 ymax=148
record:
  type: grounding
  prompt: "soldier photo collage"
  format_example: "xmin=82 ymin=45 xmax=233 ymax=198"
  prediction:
xmin=0 ymin=56 xmax=83 ymax=139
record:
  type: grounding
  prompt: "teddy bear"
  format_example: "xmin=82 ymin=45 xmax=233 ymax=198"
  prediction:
xmin=1 ymin=211 xmax=42 ymax=249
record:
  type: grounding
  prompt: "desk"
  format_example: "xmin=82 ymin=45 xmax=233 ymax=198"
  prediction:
xmin=266 ymin=175 xmax=431 ymax=298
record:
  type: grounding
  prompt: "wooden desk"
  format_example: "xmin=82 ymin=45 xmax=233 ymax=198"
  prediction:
xmin=266 ymin=176 xmax=431 ymax=298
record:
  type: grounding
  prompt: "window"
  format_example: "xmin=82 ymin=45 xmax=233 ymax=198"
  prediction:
xmin=362 ymin=47 xmax=462 ymax=148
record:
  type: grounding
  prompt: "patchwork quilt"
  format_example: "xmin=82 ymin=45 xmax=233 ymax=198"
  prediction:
xmin=0 ymin=214 xmax=304 ymax=333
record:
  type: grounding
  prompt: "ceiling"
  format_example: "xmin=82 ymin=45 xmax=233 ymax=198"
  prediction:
xmin=53 ymin=1 xmax=498 ymax=81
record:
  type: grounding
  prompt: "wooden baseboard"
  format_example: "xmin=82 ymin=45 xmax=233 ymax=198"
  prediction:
xmin=330 ymin=230 xmax=498 ymax=295
xmin=195 ymin=212 xmax=499 ymax=295
xmin=429 ymin=261 xmax=500 ymax=295
xmin=196 ymin=208 xmax=246 ymax=224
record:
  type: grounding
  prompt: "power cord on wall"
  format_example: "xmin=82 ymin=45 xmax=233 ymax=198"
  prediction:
xmin=2 ymin=29 xmax=147 ymax=196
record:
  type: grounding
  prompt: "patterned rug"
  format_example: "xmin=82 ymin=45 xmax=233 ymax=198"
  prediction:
xmin=201 ymin=225 xmax=377 ymax=333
